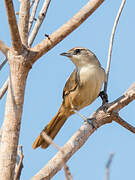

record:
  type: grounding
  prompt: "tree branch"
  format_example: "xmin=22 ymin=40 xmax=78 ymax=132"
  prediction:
xmin=0 ymin=59 xmax=8 ymax=71
xmin=28 ymin=0 xmax=51 ymax=47
xmin=107 ymin=82 xmax=135 ymax=113
xmin=0 ymin=40 xmax=9 ymax=56
xmin=104 ymin=0 xmax=126 ymax=93
xmin=28 ymin=0 xmax=40 ymax=33
xmin=31 ymin=82 xmax=135 ymax=180
xmin=4 ymin=0 xmax=22 ymax=53
xmin=0 ymin=78 xmax=9 ymax=99
xmin=30 ymin=0 xmax=105 ymax=63
xmin=19 ymin=0 xmax=30 ymax=47
xmin=114 ymin=116 xmax=135 ymax=133
xmin=30 ymin=0 xmax=36 ymax=8
xmin=14 ymin=145 xmax=24 ymax=180
xmin=42 ymin=132 xmax=73 ymax=180
xmin=105 ymin=153 xmax=114 ymax=180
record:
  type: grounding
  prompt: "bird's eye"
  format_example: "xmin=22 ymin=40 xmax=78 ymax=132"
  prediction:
xmin=74 ymin=49 xmax=81 ymax=54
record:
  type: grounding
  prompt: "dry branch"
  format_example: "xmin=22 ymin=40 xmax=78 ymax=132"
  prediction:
xmin=4 ymin=0 xmax=22 ymax=53
xmin=104 ymin=0 xmax=126 ymax=93
xmin=29 ymin=0 xmax=40 ymax=33
xmin=42 ymin=132 xmax=73 ymax=180
xmin=31 ymin=0 xmax=105 ymax=62
xmin=0 ymin=78 xmax=9 ymax=99
xmin=105 ymin=153 xmax=114 ymax=180
xmin=31 ymin=82 xmax=135 ymax=180
xmin=114 ymin=116 xmax=135 ymax=133
xmin=30 ymin=0 xmax=36 ymax=8
xmin=19 ymin=0 xmax=30 ymax=47
xmin=28 ymin=0 xmax=51 ymax=46
xmin=0 ymin=59 xmax=8 ymax=71
xmin=0 ymin=40 xmax=9 ymax=56
xmin=14 ymin=145 xmax=24 ymax=180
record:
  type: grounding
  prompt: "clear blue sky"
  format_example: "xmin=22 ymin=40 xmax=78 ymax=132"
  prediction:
xmin=0 ymin=0 xmax=135 ymax=180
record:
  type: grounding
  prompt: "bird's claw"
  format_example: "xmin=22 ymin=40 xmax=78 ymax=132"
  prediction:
xmin=99 ymin=91 xmax=108 ymax=105
xmin=84 ymin=118 xmax=97 ymax=129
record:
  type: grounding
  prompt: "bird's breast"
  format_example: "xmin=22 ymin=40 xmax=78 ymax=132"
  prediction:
xmin=75 ymin=65 xmax=105 ymax=109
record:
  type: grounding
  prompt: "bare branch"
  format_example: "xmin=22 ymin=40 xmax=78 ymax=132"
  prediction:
xmin=42 ymin=132 xmax=73 ymax=180
xmin=4 ymin=0 xmax=22 ymax=53
xmin=114 ymin=116 xmax=135 ymax=133
xmin=30 ymin=0 xmax=35 ymax=8
xmin=14 ymin=145 xmax=24 ymax=180
xmin=0 ymin=59 xmax=8 ymax=71
xmin=19 ymin=0 xmax=30 ymax=47
xmin=31 ymin=0 xmax=105 ymax=63
xmin=104 ymin=0 xmax=126 ymax=93
xmin=28 ymin=0 xmax=51 ymax=47
xmin=0 ymin=78 xmax=9 ymax=99
xmin=0 ymin=40 xmax=9 ymax=56
xmin=105 ymin=153 xmax=114 ymax=180
xmin=107 ymin=82 xmax=135 ymax=113
xmin=31 ymin=82 xmax=135 ymax=180
xmin=28 ymin=0 xmax=40 ymax=33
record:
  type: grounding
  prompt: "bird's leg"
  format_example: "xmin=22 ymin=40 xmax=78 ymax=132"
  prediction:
xmin=69 ymin=97 xmax=97 ymax=128
xmin=72 ymin=109 xmax=97 ymax=129
xmin=73 ymin=109 xmax=87 ymax=121
xmin=99 ymin=91 xmax=108 ymax=105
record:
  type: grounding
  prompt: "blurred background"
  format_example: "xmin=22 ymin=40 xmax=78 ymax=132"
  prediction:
xmin=0 ymin=0 xmax=135 ymax=179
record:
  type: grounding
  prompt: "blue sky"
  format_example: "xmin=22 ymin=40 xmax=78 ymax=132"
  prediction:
xmin=0 ymin=0 xmax=135 ymax=180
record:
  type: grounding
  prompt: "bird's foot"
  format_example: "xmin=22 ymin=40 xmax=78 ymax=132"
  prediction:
xmin=99 ymin=91 xmax=108 ymax=105
xmin=73 ymin=109 xmax=98 ymax=129
xmin=84 ymin=118 xmax=98 ymax=129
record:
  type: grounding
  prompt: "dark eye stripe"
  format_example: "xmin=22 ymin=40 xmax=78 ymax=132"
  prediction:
xmin=74 ymin=49 xmax=81 ymax=54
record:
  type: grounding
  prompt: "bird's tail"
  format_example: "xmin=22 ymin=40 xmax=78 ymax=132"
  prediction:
xmin=32 ymin=104 xmax=72 ymax=149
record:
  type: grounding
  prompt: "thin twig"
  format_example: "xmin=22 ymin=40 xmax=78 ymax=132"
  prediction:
xmin=30 ymin=0 xmax=35 ymax=8
xmin=14 ymin=145 xmax=24 ymax=180
xmin=29 ymin=0 xmax=40 ymax=33
xmin=0 ymin=78 xmax=9 ymax=99
xmin=0 ymin=40 xmax=9 ymax=56
xmin=114 ymin=116 xmax=135 ymax=133
xmin=0 ymin=58 xmax=8 ymax=71
xmin=105 ymin=153 xmax=114 ymax=180
xmin=28 ymin=0 xmax=51 ymax=46
xmin=104 ymin=0 xmax=126 ymax=93
xmin=42 ymin=132 xmax=73 ymax=180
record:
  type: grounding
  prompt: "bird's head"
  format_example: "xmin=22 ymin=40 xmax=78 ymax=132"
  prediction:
xmin=60 ymin=47 xmax=101 ymax=68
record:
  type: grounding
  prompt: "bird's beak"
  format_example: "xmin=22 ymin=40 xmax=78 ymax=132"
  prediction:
xmin=60 ymin=52 xmax=73 ymax=57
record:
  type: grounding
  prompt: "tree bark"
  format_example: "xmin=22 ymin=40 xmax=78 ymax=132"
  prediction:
xmin=0 ymin=49 xmax=31 ymax=180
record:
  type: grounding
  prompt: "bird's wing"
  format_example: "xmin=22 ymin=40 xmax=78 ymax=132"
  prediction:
xmin=63 ymin=69 xmax=79 ymax=99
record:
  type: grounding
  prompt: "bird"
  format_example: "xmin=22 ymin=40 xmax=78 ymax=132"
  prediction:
xmin=32 ymin=47 xmax=107 ymax=149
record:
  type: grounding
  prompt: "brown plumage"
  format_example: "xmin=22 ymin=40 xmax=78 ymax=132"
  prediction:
xmin=32 ymin=47 xmax=106 ymax=149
